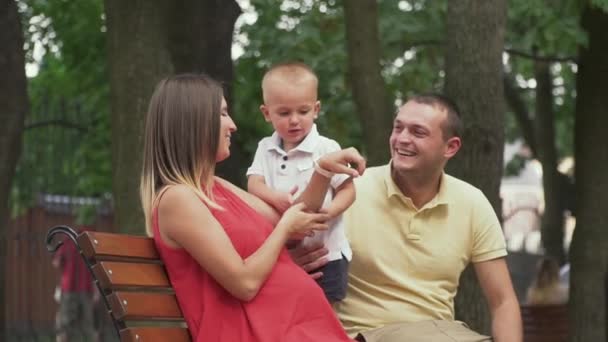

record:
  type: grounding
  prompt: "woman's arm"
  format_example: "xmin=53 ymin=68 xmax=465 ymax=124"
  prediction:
xmin=158 ymin=185 xmax=329 ymax=301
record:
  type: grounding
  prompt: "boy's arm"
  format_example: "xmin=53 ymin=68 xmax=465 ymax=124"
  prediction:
xmin=247 ymin=175 xmax=295 ymax=213
xmin=324 ymin=178 xmax=355 ymax=219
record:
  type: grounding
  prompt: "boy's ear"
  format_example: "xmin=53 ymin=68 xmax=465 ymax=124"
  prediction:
xmin=314 ymin=100 xmax=321 ymax=119
xmin=260 ymin=104 xmax=271 ymax=122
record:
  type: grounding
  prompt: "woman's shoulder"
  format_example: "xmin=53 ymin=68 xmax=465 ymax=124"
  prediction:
xmin=157 ymin=184 xmax=216 ymax=227
xmin=159 ymin=184 xmax=203 ymax=209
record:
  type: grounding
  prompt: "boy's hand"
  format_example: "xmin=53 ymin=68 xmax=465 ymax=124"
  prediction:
xmin=271 ymin=186 xmax=298 ymax=213
xmin=318 ymin=147 xmax=366 ymax=178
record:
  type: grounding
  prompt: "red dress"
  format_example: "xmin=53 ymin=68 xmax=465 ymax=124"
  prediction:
xmin=153 ymin=182 xmax=353 ymax=342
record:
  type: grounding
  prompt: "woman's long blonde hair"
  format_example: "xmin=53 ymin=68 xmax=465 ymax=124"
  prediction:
xmin=140 ymin=74 xmax=223 ymax=236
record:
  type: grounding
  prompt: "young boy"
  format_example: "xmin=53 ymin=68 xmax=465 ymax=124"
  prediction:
xmin=247 ymin=62 xmax=355 ymax=303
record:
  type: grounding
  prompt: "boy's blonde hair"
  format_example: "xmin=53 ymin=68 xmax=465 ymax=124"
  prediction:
xmin=261 ymin=62 xmax=319 ymax=103
xmin=140 ymin=74 xmax=223 ymax=236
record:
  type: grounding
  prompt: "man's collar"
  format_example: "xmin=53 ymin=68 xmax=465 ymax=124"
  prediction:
xmin=384 ymin=162 xmax=450 ymax=209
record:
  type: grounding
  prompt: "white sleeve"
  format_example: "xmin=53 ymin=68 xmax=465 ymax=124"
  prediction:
xmin=246 ymin=140 xmax=267 ymax=177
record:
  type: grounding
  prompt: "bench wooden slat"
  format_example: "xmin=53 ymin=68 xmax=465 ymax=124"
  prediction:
xmin=79 ymin=231 xmax=159 ymax=261
xmin=93 ymin=261 xmax=171 ymax=290
xmin=120 ymin=327 xmax=190 ymax=342
xmin=48 ymin=228 xmax=192 ymax=341
xmin=109 ymin=292 xmax=184 ymax=321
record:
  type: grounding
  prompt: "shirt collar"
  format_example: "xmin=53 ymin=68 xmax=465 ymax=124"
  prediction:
xmin=384 ymin=161 xmax=450 ymax=210
xmin=267 ymin=124 xmax=319 ymax=154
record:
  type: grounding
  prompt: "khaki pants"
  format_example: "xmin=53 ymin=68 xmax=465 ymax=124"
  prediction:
xmin=356 ymin=320 xmax=492 ymax=342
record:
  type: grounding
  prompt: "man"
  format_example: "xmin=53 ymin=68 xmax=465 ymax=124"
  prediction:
xmin=295 ymin=94 xmax=522 ymax=342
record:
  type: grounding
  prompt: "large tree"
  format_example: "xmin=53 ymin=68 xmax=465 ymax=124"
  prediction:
xmin=104 ymin=0 xmax=241 ymax=232
xmin=0 ymin=0 xmax=28 ymax=336
xmin=166 ymin=0 xmax=242 ymax=184
xmin=444 ymin=0 xmax=508 ymax=334
xmin=343 ymin=0 xmax=393 ymax=166
xmin=104 ymin=0 xmax=174 ymax=233
xmin=569 ymin=5 xmax=608 ymax=341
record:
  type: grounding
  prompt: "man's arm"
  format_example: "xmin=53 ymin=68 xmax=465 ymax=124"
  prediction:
xmin=474 ymin=257 xmax=522 ymax=342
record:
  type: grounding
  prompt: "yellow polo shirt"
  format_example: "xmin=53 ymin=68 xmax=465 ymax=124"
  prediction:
xmin=336 ymin=164 xmax=507 ymax=336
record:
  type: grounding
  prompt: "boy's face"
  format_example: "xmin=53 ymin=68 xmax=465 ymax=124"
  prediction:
xmin=260 ymin=79 xmax=320 ymax=152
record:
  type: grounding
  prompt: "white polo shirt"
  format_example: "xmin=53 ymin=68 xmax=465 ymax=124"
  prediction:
xmin=247 ymin=124 xmax=352 ymax=261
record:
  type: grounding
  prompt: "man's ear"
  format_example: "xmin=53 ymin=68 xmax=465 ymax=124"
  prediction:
xmin=260 ymin=104 xmax=271 ymax=122
xmin=445 ymin=136 xmax=462 ymax=158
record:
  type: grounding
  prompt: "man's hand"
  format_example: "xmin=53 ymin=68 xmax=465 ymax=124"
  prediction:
xmin=288 ymin=241 xmax=329 ymax=280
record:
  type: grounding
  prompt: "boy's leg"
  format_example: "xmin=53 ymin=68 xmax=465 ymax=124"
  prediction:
xmin=314 ymin=255 xmax=349 ymax=303
xmin=359 ymin=320 xmax=492 ymax=342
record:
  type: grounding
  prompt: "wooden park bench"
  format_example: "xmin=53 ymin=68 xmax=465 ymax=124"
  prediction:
xmin=521 ymin=304 xmax=568 ymax=342
xmin=46 ymin=225 xmax=191 ymax=342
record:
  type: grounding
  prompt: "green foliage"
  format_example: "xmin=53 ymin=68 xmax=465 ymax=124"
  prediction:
xmin=234 ymin=0 xmax=446 ymax=165
xmin=10 ymin=0 xmax=591 ymax=215
xmin=504 ymin=0 xmax=584 ymax=158
xmin=590 ymin=0 xmax=608 ymax=12
xmin=12 ymin=0 xmax=110 ymax=214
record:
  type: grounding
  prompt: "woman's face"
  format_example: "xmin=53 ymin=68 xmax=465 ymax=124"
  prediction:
xmin=216 ymin=97 xmax=237 ymax=162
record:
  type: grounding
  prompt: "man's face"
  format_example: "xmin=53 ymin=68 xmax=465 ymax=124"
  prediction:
xmin=389 ymin=100 xmax=459 ymax=175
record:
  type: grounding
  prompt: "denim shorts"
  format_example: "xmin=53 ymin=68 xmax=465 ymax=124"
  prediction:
xmin=313 ymin=255 xmax=349 ymax=303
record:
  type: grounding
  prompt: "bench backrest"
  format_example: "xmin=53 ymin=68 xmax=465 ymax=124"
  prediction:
xmin=521 ymin=304 xmax=568 ymax=342
xmin=77 ymin=231 xmax=191 ymax=342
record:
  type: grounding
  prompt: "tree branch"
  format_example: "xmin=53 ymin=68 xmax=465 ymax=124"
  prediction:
xmin=505 ymin=48 xmax=578 ymax=63
xmin=397 ymin=40 xmax=577 ymax=64
xmin=25 ymin=119 xmax=88 ymax=132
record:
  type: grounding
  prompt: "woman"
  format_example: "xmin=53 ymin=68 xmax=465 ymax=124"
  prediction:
xmin=140 ymin=74 xmax=364 ymax=341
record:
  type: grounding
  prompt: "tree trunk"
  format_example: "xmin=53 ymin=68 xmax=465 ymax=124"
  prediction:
xmin=166 ymin=0 xmax=243 ymax=185
xmin=534 ymin=61 xmax=566 ymax=264
xmin=343 ymin=0 xmax=393 ymax=166
xmin=105 ymin=1 xmax=242 ymax=232
xmin=569 ymin=6 xmax=608 ymax=342
xmin=0 ymin=0 xmax=28 ymax=337
xmin=444 ymin=0 xmax=507 ymax=334
xmin=104 ymin=0 xmax=174 ymax=233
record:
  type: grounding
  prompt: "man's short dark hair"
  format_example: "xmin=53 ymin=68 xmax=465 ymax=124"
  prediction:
xmin=409 ymin=93 xmax=462 ymax=139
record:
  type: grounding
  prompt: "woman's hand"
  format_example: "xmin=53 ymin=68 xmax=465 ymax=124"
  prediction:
xmin=317 ymin=147 xmax=366 ymax=178
xmin=276 ymin=202 xmax=330 ymax=239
